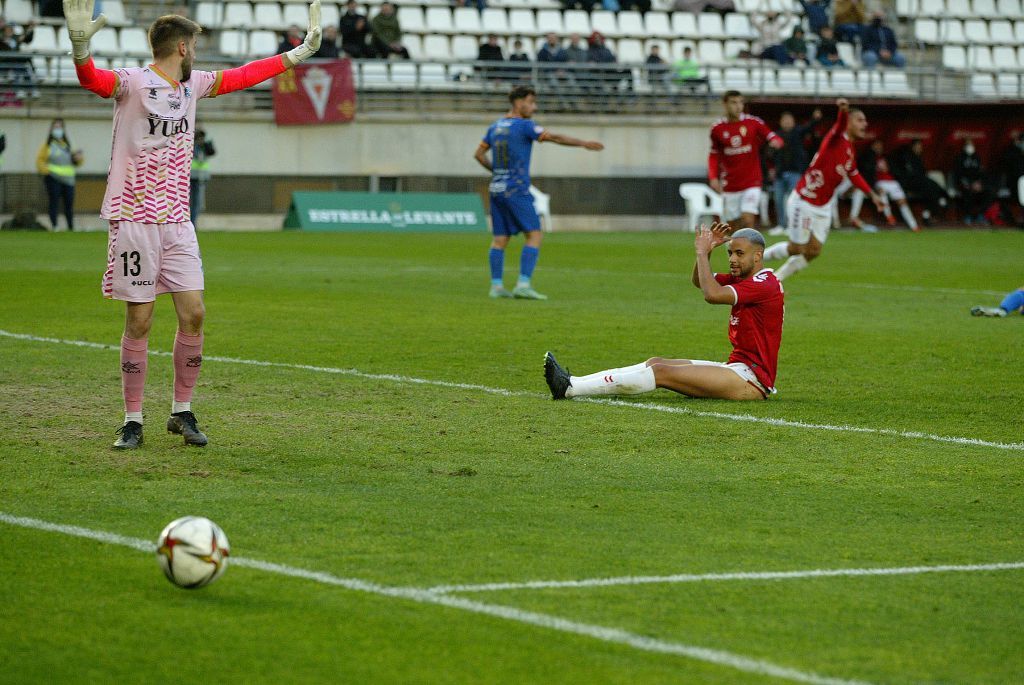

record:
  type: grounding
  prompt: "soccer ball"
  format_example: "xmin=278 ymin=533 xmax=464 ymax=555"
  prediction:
xmin=156 ymin=516 xmax=230 ymax=589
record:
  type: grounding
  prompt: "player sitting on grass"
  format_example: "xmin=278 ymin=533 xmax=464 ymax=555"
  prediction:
xmin=971 ymin=287 xmax=1024 ymax=317
xmin=544 ymin=225 xmax=784 ymax=401
xmin=64 ymin=0 xmax=323 ymax=449
xmin=474 ymin=85 xmax=604 ymax=301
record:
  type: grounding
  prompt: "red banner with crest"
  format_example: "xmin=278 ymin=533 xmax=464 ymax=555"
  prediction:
xmin=271 ymin=59 xmax=356 ymax=126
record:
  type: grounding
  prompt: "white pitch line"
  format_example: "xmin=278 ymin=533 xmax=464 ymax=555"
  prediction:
xmin=2 ymin=328 xmax=1022 ymax=452
xmin=0 ymin=513 xmax=868 ymax=685
xmin=427 ymin=561 xmax=1024 ymax=594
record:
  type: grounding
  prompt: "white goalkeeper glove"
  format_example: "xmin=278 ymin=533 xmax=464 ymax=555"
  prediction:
xmin=285 ymin=0 xmax=323 ymax=65
xmin=63 ymin=0 xmax=107 ymax=61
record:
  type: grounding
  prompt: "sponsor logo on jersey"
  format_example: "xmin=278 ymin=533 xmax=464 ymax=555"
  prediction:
xmin=146 ymin=115 xmax=190 ymax=137
xmin=167 ymin=93 xmax=182 ymax=110
xmin=184 ymin=86 xmax=192 ymax=98
xmin=148 ymin=88 xmax=158 ymax=100
xmin=730 ymin=315 xmax=740 ymax=326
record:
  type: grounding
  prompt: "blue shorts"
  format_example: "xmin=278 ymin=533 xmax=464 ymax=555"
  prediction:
xmin=490 ymin=193 xmax=540 ymax=237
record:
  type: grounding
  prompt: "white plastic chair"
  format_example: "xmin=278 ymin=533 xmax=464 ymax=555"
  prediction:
xmin=678 ymin=183 xmax=723 ymax=233
xmin=1018 ymin=176 xmax=1024 ymax=206
xmin=529 ymin=186 xmax=553 ymax=232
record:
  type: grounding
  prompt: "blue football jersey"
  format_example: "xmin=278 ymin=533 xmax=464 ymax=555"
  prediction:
xmin=483 ymin=117 xmax=545 ymax=196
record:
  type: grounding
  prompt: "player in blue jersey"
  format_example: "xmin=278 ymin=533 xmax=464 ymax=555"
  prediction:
xmin=971 ymin=286 xmax=1024 ymax=317
xmin=474 ymin=85 xmax=604 ymax=300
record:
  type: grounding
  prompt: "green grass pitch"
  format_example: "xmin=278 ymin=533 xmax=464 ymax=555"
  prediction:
xmin=1 ymin=229 xmax=1022 ymax=684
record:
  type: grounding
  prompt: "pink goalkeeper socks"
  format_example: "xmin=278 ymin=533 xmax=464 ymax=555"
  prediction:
xmin=121 ymin=335 xmax=148 ymax=413
xmin=172 ymin=330 xmax=204 ymax=403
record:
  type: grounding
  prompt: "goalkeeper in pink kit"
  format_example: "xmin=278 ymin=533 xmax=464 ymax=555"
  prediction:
xmin=64 ymin=0 xmax=324 ymax=448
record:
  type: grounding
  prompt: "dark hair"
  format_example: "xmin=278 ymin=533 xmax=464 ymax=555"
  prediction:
xmin=149 ymin=15 xmax=202 ymax=59
xmin=722 ymin=90 xmax=742 ymax=102
xmin=509 ymin=85 xmax=536 ymax=104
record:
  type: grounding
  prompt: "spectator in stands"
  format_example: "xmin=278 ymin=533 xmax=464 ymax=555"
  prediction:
xmin=561 ymin=0 xmax=597 ymax=11
xmin=586 ymin=31 xmax=617 ymax=91
xmin=277 ymin=25 xmax=304 ymax=55
xmin=477 ymin=34 xmax=505 ymax=80
xmin=509 ymin=39 xmax=530 ymax=63
xmin=851 ymin=139 xmax=919 ymax=230
xmin=537 ymin=34 xmax=567 ymax=62
xmin=783 ymin=27 xmax=810 ymax=65
xmin=892 ymin=139 xmax=948 ymax=227
xmin=621 ymin=0 xmax=653 ymax=12
xmin=565 ymin=34 xmax=588 ymax=63
xmin=952 ymin=139 xmax=989 ymax=225
xmin=39 ymin=0 xmax=64 ymax=17
xmin=997 ymin=133 xmax=1024 ymax=226
xmin=190 ymin=127 xmax=215 ymax=226
xmin=340 ymin=0 xmax=370 ymax=58
xmin=833 ymin=0 xmax=867 ymax=43
xmin=645 ymin=44 xmax=669 ymax=87
xmin=371 ymin=3 xmax=411 ymax=59
xmin=751 ymin=9 xmax=793 ymax=64
xmin=36 ymin=118 xmax=82 ymax=231
xmin=814 ymin=26 xmax=845 ymax=67
xmin=672 ymin=0 xmax=736 ymax=14
xmin=771 ymin=110 xmax=820 ymax=230
xmin=315 ymin=25 xmax=341 ymax=59
xmin=861 ymin=12 xmax=905 ymax=67
xmin=0 ymin=17 xmax=36 ymax=88
xmin=455 ymin=0 xmax=488 ymax=12
xmin=798 ymin=0 xmax=831 ymax=36
xmin=672 ymin=46 xmax=708 ymax=91
xmin=506 ymin=39 xmax=531 ymax=80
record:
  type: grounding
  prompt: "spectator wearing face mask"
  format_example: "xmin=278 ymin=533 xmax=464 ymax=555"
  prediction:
xmin=952 ymin=140 xmax=989 ymax=225
xmin=36 ymin=118 xmax=83 ymax=231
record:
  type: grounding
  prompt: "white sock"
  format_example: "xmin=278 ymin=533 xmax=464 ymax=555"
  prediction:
xmin=172 ymin=401 xmax=191 ymax=414
xmin=125 ymin=411 xmax=143 ymax=425
xmin=763 ymin=241 xmax=790 ymax=261
xmin=775 ymin=254 xmax=808 ymax=281
xmin=516 ymin=277 xmax=530 ymax=289
xmin=566 ymin=366 xmax=656 ymax=398
xmin=900 ymin=204 xmax=918 ymax=230
xmin=850 ymin=190 xmax=864 ymax=220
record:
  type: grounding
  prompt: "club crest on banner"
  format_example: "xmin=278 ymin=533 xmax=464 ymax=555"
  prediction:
xmin=272 ymin=60 xmax=357 ymax=126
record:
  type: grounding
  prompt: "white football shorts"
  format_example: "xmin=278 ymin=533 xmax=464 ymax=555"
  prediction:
xmin=689 ymin=359 xmax=772 ymax=398
xmin=722 ymin=187 xmax=761 ymax=221
xmin=786 ymin=191 xmax=833 ymax=245
xmin=875 ymin=179 xmax=906 ymax=202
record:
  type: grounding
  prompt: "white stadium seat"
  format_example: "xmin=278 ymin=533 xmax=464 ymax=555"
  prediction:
xmin=403 ymin=34 xmax=423 ymax=59
xmin=249 ymin=30 xmax=278 ymax=56
xmin=91 ymin=28 xmax=120 ymax=55
xmin=999 ymin=0 xmax=1024 ymax=17
xmin=104 ymin=0 xmax=128 ymax=26
xmin=591 ymin=11 xmax=621 ymax=37
xmin=509 ymin=9 xmax=538 ymax=35
xmin=618 ymin=11 xmax=645 ymax=36
xmin=1015 ymin=20 xmax=1024 ymax=41
xmin=481 ymin=8 xmax=510 ymax=34
xmin=698 ymin=13 xmax=727 ymax=39
xmin=283 ymin=4 xmax=310 ymax=27
xmin=120 ymin=28 xmax=151 ymax=56
xmin=883 ymin=71 xmax=915 ymax=96
xmin=2 ymin=0 xmax=34 ymax=23
xmin=29 ymin=26 xmax=58 ymax=52
xmin=915 ymin=19 xmax=938 ymax=43
xmin=422 ymin=34 xmax=451 ymax=59
xmin=425 ymin=7 xmax=453 ymax=32
xmin=419 ymin=63 xmax=449 ymax=87
xmin=536 ymin=10 xmax=564 ymax=34
xmin=671 ymin=13 xmax=699 ymax=37
xmin=321 ymin=4 xmax=340 ymax=27
xmin=993 ymin=45 xmax=1018 ymax=69
xmin=969 ymin=45 xmax=994 ymax=69
xmin=617 ymin=39 xmax=644 ymax=62
xmin=725 ymin=14 xmax=757 ymax=40
xmin=723 ymin=67 xmax=751 ymax=91
xmin=223 ymin=2 xmax=255 ymax=28
xmin=895 ymin=0 xmax=917 ymax=15
xmin=942 ymin=45 xmax=967 ymax=68
xmin=358 ymin=62 xmax=390 ymax=87
xmin=996 ymin=73 xmax=1020 ymax=97
xmin=724 ymin=39 xmax=748 ymax=58
xmin=919 ymin=0 xmax=945 ymax=15
xmin=454 ymin=7 xmax=483 ymax=33
xmin=398 ymin=7 xmax=426 ymax=32
xmin=644 ymin=12 xmax=674 ymax=38
xmin=862 ymin=70 xmax=883 ymax=95
xmin=972 ymin=0 xmax=1000 ymax=16
xmin=963 ymin=20 xmax=990 ymax=43
xmin=218 ymin=30 xmax=248 ymax=57
xmin=671 ymin=39 xmax=697 ymax=60
xmin=939 ymin=19 xmax=967 ymax=44
xmin=945 ymin=0 xmax=972 ymax=16
xmin=451 ymin=35 xmax=479 ymax=60
xmin=254 ymin=3 xmax=285 ymax=28
xmin=563 ymin=10 xmax=591 ymax=35
xmin=698 ymin=39 xmax=724 ymax=64
xmin=195 ymin=2 xmax=223 ymax=28
xmin=989 ymin=20 xmax=1015 ymax=42
xmin=836 ymin=42 xmax=858 ymax=67
xmin=390 ymin=62 xmax=417 ymax=84
xmin=970 ymin=73 xmax=996 ymax=96
xmin=829 ymin=69 xmax=857 ymax=95
xmin=776 ymin=67 xmax=803 ymax=92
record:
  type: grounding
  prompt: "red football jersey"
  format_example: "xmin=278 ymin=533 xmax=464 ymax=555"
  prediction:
xmin=708 ymin=114 xmax=779 ymax=192
xmin=795 ymin=109 xmax=873 ymax=207
xmin=714 ymin=269 xmax=785 ymax=391
xmin=875 ymin=156 xmax=895 ymax=182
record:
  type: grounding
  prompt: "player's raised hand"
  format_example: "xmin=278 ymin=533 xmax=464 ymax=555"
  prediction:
xmin=695 ymin=224 xmax=720 ymax=255
xmin=709 ymin=221 xmax=732 ymax=245
xmin=63 ymin=0 xmax=107 ymax=62
xmin=836 ymin=97 xmax=850 ymax=112
xmin=304 ymin=0 xmax=323 ymax=52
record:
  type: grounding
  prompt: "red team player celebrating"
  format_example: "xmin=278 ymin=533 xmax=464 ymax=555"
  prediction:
xmin=64 ymin=0 xmax=324 ymax=448
xmin=708 ymin=90 xmax=784 ymax=230
xmin=762 ymin=98 xmax=885 ymax=281
xmin=545 ymin=225 xmax=784 ymax=401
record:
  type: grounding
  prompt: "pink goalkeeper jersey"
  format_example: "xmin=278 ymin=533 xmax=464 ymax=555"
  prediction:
xmin=101 ymin=66 xmax=219 ymax=223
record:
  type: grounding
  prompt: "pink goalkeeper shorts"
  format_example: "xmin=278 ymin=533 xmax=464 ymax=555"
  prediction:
xmin=102 ymin=220 xmax=205 ymax=302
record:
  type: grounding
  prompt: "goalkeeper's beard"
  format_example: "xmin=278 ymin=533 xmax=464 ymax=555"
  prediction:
xmin=181 ymin=53 xmax=193 ymax=82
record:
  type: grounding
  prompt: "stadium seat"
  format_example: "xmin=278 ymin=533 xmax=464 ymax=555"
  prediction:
xmin=419 ymin=63 xmax=449 ymax=87
xmin=529 ymin=186 xmax=553 ymax=232
xmin=862 ymin=70 xmax=882 ymax=95
xmin=970 ymin=72 xmax=997 ymax=96
xmin=836 ymin=42 xmax=858 ymax=67
xmin=2 ymin=0 xmax=34 ymax=23
xmin=942 ymin=45 xmax=967 ymax=69
xmin=218 ymin=30 xmax=249 ymax=57
xmin=283 ymin=4 xmax=310 ymax=27
xmin=536 ymin=10 xmax=564 ymax=34
xmin=454 ymin=7 xmax=483 ymax=33
xmin=103 ymin=0 xmax=128 ymax=26
xmin=971 ymin=0 xmax=1000 ymax=16
xmin=776 ymin=67 xmax=803 ymax=92
xmin=481 ymin=8 xmax=510 ymax=34
xmin=390 ymin=62 xmax=417 ymax=85
xmin=996 ymin=73 xmax=1020 ymax=97
xmin=451 ymin=35 xmax=479 ymax=60
xmin=968 ymin=45 xmax=994 ymax=69
xmin=1019 ymin=176 xmax=1024 ymax=205
xmin=618 ymin=11 xmax=645 ymax=37
xmin=617 ymin=39 xmax=644 ymax=63
xmin=698 ymin=13 xmax=727 ymax=39
xmin=321 ymin=4 xmax=341 ymax=27
xmin=563 ymin=10 xmax=591 ymax=35
xmin=914 ymin=18 xmax=939 ymax=43
xmin=671 ymin=13 xmax=699 ymax=38
xmin=722 ymin=39 xmax=746 ymax=59
xmin=1015 ymin=20 xmax=1024 ymax=42
xmin=425 ymin=7 xmax=453 ymax=32
xmin=195 ymin=2 xmax=223 ymax=28
xmin=939 ymin=19 xmax=967 ymax=44
xmin=945 ymin=0 xmax=972 ymax=16
xmin=358 ymin=62 xmax=390 ymax=87
xmin=989 ymin=20 xmax=1015 ymax=43
xmin=963 ymin=20 xmax=990 ymax=43
xmin=249 ymin=30 xmax=278 ymax=56
xmin=28 ymin=26 xmax=58 ymax=52
xmin=422 ymin=34 xmax=450 ymax=59
xmin=723 ymin=66 xmax=751 ymax=90
xmin=724 ymin=14 xmax=757 ymax=40
xmin=829 ymin=69 xmax=857 ymax=95
xmin=254 ymin=3 xmax=286 ymax=29
xmin=919 ymin=0 xmax=945 ymax=15
xmin=509 ymin=9 xmax=538 ymax=35
xmin=591 ymin=11 xmax=620 ymax=37
xmin=644 ymin=12 xmax=673 ymax=38
xmin=403 ymin=34 xmax=423 ymax=59
xmin=993 ymin=45 xmax=1018 ymax=69
xmin=31 ymin=56 xmax=51 ymax=83
xmin=399 ymin=7 xmax=426 ymax=32
xmin=671 ymin=39 xmax=697 ymax=60
xmin=895 ymin=0 xmax=917 ymax=15
xmin=678 ymin=184 xmax=723 ymax=233
xmin=91 ymin=28 xmax=120 ymax=55
xmin=883 ymin=70 xmax=915 ymax=96
xmin=223 ymin=3 xmax=255 ymax=28
xmin=698 ymin=39 xmax=724 ymax=64
xmin=120 ymin=28 xmax=151 ymax=56
xmin=998 ymin=0 xmax=1024 ymax=17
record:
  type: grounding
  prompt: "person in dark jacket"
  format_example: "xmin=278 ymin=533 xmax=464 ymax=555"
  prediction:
xmin=861 ymin=12 xmax=905 ymax=68
xmin=339 ymin=0 xmax=370 ymax=58
xmin=771 ymin=110 xmax=820 ymax=229
xmin=892 ymin=139 xmax=949 ymax=226
xmin=952 ymin=140 xmax=989 ymax=225
xmin=370 ymin=3 xmax=410 ymax=59
xmin=798 ymin=0 xmax=831 ymax=36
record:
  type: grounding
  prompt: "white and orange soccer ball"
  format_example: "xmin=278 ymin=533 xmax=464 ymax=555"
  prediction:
xmin=156 ymin=516 xmax=230 ymax=589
